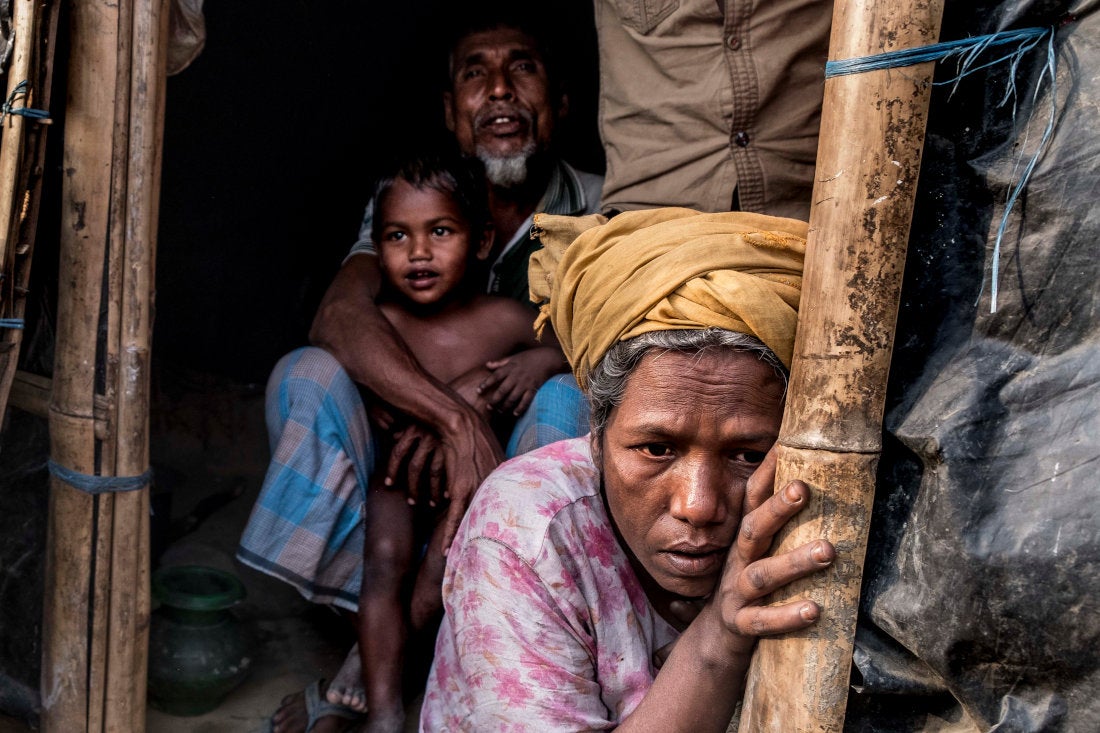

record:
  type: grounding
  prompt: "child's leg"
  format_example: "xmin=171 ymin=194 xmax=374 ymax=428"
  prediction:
xmin=409 ymin=528 xmax=446 ymax=633
xmin=359 ymin=480 xmax=415 ymax=731
xmin=397 ymin=515 xmax=453 ymax=704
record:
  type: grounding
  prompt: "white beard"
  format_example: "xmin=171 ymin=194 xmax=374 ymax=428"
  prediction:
xmin=478 ymin=140 xmax=537 ymax=188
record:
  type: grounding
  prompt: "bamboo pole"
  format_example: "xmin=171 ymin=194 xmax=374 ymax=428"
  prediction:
xmin=9 ymin=372 xmax=110 ymax=437
xmin=93 ymin=0 xmax=132 ymax=725
xmin=101 ymin=0 xmax=167 ymax=729
xmin=738 ymin=1 xmax=945 ymax=731
xmin=133 ymin=6 xmax=171 ymax=728
xmin=42 ymin=0 xmax=121 ymax=729
xmin=0 ymin=0 xmax=59 ymax=424
xmin=0 ymin=0 xmax=38 ymax=421
xmin=0 ymin=0 xmax=35 ymax=283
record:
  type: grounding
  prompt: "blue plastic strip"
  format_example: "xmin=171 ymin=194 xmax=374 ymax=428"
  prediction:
xmin=0 ymin=318 xmax=24 ymax=330
xmin=825 ymin=27 xmax=1049 ymax=78
xmin=826 ymin=25 xmax=1063 ymax=314
xmin=0 ymin=80 xmax=50 ymax=123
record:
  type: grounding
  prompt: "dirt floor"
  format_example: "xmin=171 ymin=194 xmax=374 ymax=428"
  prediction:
xmin=0 ymin=364 xmax=421 ymax=732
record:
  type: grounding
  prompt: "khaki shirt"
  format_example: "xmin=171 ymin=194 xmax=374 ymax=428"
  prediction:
xmin=594 ymin=0 xmax=832 ymax=221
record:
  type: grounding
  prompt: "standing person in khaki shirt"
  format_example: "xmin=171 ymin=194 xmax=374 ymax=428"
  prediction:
xmin=594 ymin=0 xmax=832 ymax=221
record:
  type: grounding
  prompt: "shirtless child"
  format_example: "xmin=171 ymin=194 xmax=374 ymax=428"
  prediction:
xmin=354 ymin=152 xmax=566 ymax=732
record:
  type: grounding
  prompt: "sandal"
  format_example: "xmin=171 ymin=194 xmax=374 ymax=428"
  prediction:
xmin=261 ymin=678 xmax=366 ymax=733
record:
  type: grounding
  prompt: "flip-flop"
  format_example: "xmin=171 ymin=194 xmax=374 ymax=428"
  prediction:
xmin=260 ymin=678 xmax=365 ymax=733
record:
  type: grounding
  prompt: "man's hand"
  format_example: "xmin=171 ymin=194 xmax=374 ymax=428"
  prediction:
xmin=384 ymin=423 xmax=444 ymax=505
xmin=479 ymin=347 xmax=568 ymax=416
xmin=385 ymin=408 xmax=503 ymax=552
xmin=435 ymin=407 xmax=504 ymax=554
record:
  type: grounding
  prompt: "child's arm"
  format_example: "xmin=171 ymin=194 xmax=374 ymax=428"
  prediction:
xmin=476 ymin=302 xmax=570 ymax=417
xmin=311 ymin=255 xmax=503 ymax=551
xmin=448 ymin=365 xmax=498 ymax=419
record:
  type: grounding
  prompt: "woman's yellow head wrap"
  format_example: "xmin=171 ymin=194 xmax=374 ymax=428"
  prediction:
xmin=529 ymin=208 xmax=806 ymax=390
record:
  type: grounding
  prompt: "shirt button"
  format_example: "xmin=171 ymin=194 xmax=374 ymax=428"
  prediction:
xmin=725 ymin=34 xmax=741 ymax=50
xmin=735 ymin=131 xmax=750 ymax=147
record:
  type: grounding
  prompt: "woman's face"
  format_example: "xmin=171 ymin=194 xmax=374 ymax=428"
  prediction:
xmin=597 ymin=348 xmax=785 ymax=601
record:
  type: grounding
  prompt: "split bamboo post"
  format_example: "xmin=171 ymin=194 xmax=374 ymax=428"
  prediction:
xmin=0 ymin=0 xmax=58 ymax=423
xmin=739 ymin=1 xmax=944 ymax=731
xmin=91 ymin=0 xmax=132 ymax=726
xmin=0 ymin=0 xmax=37 ymax=419
xmin=102 ymin=0 xmax=167 ymax=728
xmin=0 ymin=0 xmax=35 ymax=281
xmin=42 ymin=0 xmax=121 ymax=730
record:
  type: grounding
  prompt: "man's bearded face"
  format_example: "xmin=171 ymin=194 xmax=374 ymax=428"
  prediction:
xmin=444 ymin=27 xmax=563 ymax=187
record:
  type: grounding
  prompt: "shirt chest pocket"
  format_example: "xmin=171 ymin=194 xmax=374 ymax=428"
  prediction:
xmin=616 ymin=0 xmax=680 ymax=34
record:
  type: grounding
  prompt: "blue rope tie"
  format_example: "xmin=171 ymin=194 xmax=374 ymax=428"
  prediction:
xmin=0 ymin=80 xmax=50 ymax=124
xmin=48 ymin=459 xmax=153 ymax=495
xmin=825 ymin=23 xmax=1067 ymax=314
xmin=0 ymin=318 xmax=23 ymax=329
xmin=825 ymin=27 xmax=1050 ymax=78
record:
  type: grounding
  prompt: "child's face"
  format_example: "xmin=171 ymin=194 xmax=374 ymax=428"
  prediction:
xmin=376 ymin=179 xmax=489 ymax=307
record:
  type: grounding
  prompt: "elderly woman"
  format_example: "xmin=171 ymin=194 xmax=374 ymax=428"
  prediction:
xmin=420 ymin=208 xmax=836 ymax=731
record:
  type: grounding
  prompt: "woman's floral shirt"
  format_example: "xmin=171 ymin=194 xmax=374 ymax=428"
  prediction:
xmin=420 ymin=437 xmax=678 ymax=731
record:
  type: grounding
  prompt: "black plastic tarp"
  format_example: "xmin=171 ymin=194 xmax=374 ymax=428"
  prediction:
xmin=847 ymin=2 xmax=1100 ymax=731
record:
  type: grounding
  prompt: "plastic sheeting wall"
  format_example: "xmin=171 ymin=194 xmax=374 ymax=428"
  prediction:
xmin=849 ymin=1 xmax=1100 ymax=730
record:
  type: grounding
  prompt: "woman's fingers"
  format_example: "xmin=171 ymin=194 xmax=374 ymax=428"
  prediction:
xmin=716 ymin=538 xmax=832 ymax=641
xmin=729 ymin=597 xmax=823 ymax=638
xmin=734 ymin=539 xmax=834 ymax=602
xmin=743 ymin=448 xmax=778 ymax=515
xmin=715 ymin=477 xmax=834 ymax=641
xmin=736 ymin=479 xmax=811 ymax=561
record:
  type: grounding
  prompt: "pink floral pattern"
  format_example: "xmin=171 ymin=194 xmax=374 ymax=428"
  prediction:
xmin=420 ymin=438 xmax=678 ymax=731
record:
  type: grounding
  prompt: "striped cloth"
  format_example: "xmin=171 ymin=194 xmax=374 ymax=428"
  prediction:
xmin=237 ymin=347 xmax=374 ymax=611
xmin=237 ymin=348 xmax=590 ymax=611
xmin=505 ymin=373 xmax=589 ymax=458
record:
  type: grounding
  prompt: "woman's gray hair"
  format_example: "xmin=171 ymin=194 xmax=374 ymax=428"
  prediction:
xmin=586 ymin=328 xmax=787 ymax=443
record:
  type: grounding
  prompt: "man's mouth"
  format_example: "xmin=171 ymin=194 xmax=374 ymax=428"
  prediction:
xmin=477 ymin=107 xmax=532 ymax=137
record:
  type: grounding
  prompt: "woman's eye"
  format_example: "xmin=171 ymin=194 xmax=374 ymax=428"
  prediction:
xmin=641 ymin=443 xmax=672 ymax=458
xmin=732 ymin=450 xmax=767 ymax=465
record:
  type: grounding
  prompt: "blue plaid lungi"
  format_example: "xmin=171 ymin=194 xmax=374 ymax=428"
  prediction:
xmin=237 ymin=347 xmax=588 ymax=611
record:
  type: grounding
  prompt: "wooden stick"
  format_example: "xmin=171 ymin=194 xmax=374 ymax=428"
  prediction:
xmin=102 ymin=0 xmax=166 ymax=728
xmin=41 ymin=1 xmax=120 ymax=731
xmin=9 ymin=371 xmax=110 ymax=437
xmin=0 ymin=0 xmax=35 ymax=289
xmin=738 ymin=1 xmax=945 ymax=731
xmin=131 ymin=7 xmax=170 ymax=728
xmin=85 ymin=5 xmax=131 ymax=728
xmin=0 ymin=0 xmax=59 ymax=423
xmin=92 ymin=1 xmax=131 ymax=729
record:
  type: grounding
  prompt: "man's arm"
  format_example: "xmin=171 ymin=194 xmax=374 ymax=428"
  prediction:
xmin=309 ymin=253 xmax=503 ymax=552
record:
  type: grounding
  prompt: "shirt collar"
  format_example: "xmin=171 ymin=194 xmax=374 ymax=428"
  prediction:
xmin=497 ymin=160 xmax=591 ymax=263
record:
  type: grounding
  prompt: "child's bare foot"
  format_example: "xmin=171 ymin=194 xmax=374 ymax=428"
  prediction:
xmin=269 ymin=679 xmax=364 ymax=733
xmin=325 ymin=644 xmax=368 ymax=713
